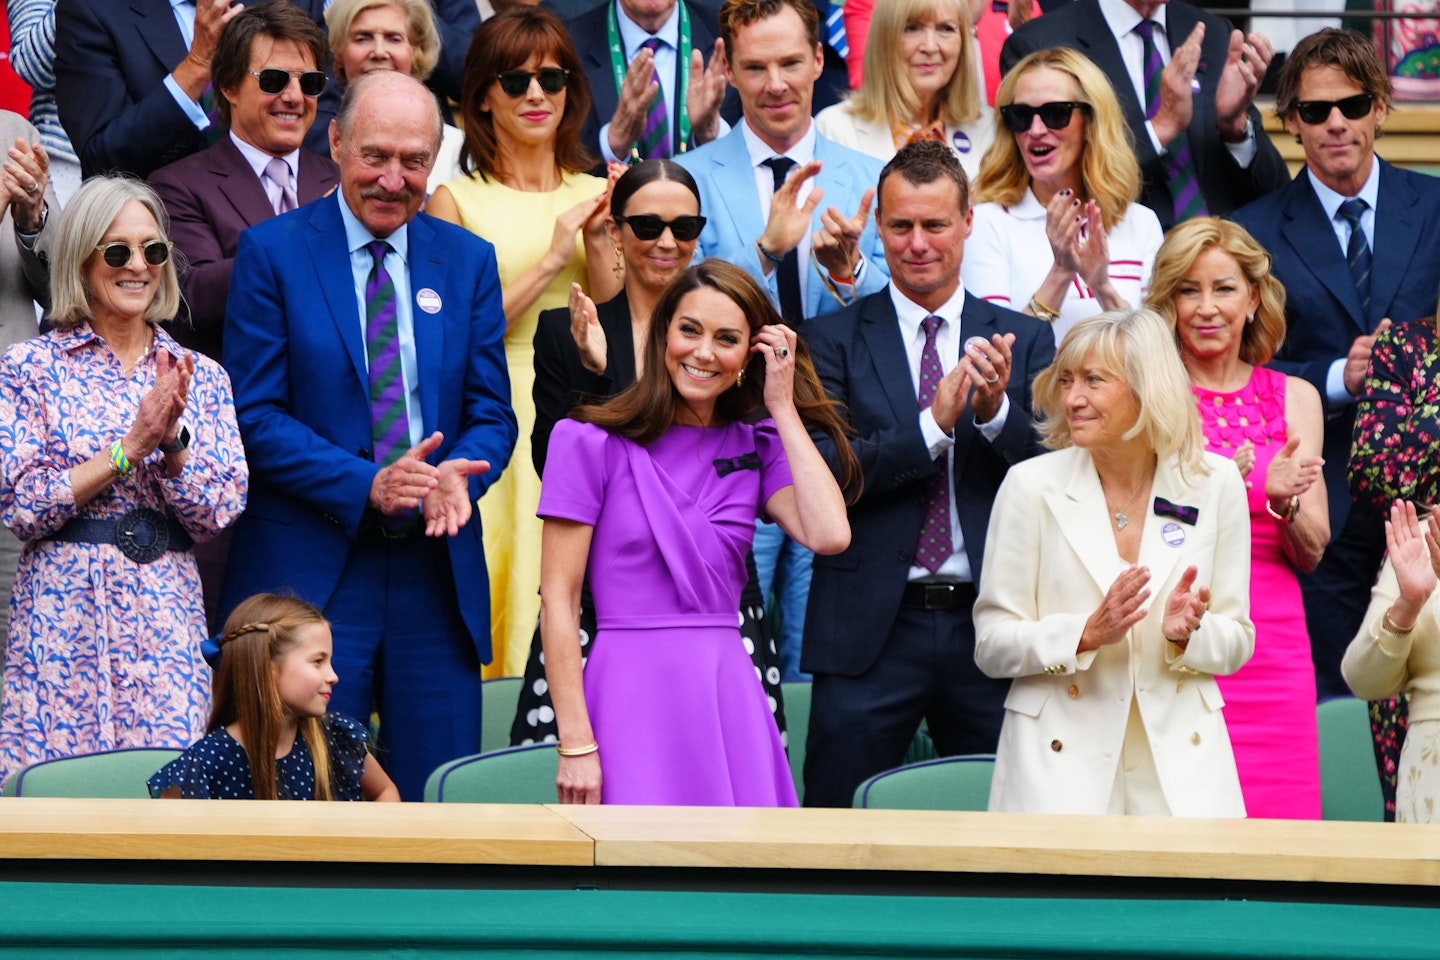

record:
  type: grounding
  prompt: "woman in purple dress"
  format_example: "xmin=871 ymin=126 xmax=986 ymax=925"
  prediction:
xmin=538 ymin=260 xmax=856 ymax=806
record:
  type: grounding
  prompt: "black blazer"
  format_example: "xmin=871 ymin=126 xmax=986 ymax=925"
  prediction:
xmin=1000 ymin=0 xmax=1288 ymax=230
xmin=562 ymin=0 xmax=740 ymax=172
xmin=531 ymin=290 xmax=638 ymax=478
xmin=801 ymin=290 xmax=1055 ymax=677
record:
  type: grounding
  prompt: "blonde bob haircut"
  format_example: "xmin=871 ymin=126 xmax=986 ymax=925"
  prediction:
xmin=846 ymin=0 xmax=980 ymax=128
xmin=975 ymin=47 xmax=1140 ymax=233
xmin=51 ymin=176 xmax=181 ymax=331
xmin=324 ymin=0 xmax=440 ymax=84
xmin=1146 ymin=217 xmax=1288 ymax=367
xmin=1032 ymin=308 xmax=1208 ymax=476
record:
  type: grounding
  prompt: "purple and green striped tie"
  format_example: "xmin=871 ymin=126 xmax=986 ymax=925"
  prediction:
xmin=365 ymin=240 xmax=409 ymax=467
xmin=639 ymin=37 xmax=672 ymax=159
xmin=1134 ymin=19 xmax=1207 ymax=223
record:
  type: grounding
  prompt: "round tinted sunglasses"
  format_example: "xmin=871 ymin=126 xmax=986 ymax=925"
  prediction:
xmin=614 ymin=214 xmax=707 ymax=242
xmin=495 ymin=68 xmax=569 ymax=98
xmin=95 ymin=240 xmax=173 ymax=268
xmin=247 ymin=68 xmax=327 ymax=97
xmin=1294 ymin=93 xmax=1374 ymax=125
xmin=999 ymin=101 xmax=1091 ymax=133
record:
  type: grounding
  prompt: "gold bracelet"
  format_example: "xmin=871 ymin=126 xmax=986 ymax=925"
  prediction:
xmin=1265 ymin=494 xmax=1300 ymax=523
xmin=1027 ymin=296 xmax=1059 ymax=323
xmin=1031 ymin=293 xmax=1061 ymax=319
xmin=555 ymin=741 xmax=599 ymax=757
xmin=1382 ymin=609 xmax=1416 ymax=637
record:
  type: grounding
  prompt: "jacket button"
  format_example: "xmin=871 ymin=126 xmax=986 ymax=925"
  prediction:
xmin=1176 ymin=678 xmax=1185 ymax=692
xmin=1050 ymin=739 xmax=1062 ymax=752
xmin=1067 ymin=684 xmax=1079 ymax=699
xmin=897 ymin=550 xmax=910 ymax=561
xmin=359 ymin=448 xmax=372 ymax=460
xmin=1191 ymin=732 xmax=1201 ymax=745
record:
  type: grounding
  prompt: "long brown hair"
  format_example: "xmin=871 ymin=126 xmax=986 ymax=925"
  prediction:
xmin=211 ymin=594 xmax=335 ymax=801
xmin=574 ymin=260 xmax=860 ymax=501
xmin=456 ymin=7 xmax=594 ymax=181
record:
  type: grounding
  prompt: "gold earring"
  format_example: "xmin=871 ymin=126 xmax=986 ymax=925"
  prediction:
xmin=736 ymin=368 xmax=746 ymax=387
xmin=611 ymin=244 xmax=624 ymax=281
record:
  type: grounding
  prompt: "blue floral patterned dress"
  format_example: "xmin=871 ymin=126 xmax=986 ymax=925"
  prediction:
xmin=0 ymin=323 xmax=248 ymax=785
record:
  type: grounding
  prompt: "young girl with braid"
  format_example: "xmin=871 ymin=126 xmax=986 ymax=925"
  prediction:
xmin=149 ymin=594 xmax=399 ymax=801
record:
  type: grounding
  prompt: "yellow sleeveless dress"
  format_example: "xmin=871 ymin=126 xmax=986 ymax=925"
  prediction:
xmin=441 ymin=169 xmax=607 ymax=678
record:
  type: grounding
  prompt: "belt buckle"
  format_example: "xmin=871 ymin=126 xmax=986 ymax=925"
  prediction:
xmin=923 ymin=583 xmax=955 ymax=611
xmin=116 ymin=507 xmax=169 ymax=563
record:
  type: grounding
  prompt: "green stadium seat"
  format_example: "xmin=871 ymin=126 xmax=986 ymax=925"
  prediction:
xmin=1317 ymin=697 xmax=1385 ymax=822
xmin=3 ymin=747 xmax=184 ymax=798
xmin=853 ymin=755 xmax=995 ymax=811
xmin=424 ymin=744 xmax=558 ymax=803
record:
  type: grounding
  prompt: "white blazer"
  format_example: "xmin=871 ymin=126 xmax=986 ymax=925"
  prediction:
xmin=973 ymin=446 xmax=1254 ymax=817
xmin=813 ymin=101 xmax=994 ymax=180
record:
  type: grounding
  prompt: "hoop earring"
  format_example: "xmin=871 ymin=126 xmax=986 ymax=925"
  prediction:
xmin=611 ymin=244 xmax=623 ymax=281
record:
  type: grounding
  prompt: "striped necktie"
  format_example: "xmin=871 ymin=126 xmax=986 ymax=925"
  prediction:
xmin=639 ymin=37 xmax=672 ymax=159
xmin=1133 ymin=19 xmax=1207 ymax=223
xmin=818 ymin=0 xmax=849 ymax=59
xmin=913 ymin=315 xmax=954 ymax=573
xmin=364 ymin=240 xmax=409 ymax=467
xmin=1337 ymin=198 xmax=1373 ymax=314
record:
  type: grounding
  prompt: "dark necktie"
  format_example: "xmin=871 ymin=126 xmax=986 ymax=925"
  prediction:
xmin=365 ymin=240 xmax=409 ymax=467
xmin=1337 ymin=197 xmax=1373 ymax=314
xmin=762 ymin=157 xmax=804 ymax=327
xmin=1133 ymin=19 xmax=1207 ymax=223
xmin=913 ymin=315 xmax=953 ymax=573
xmin=639 ymin=37 xmax=672 ymax=159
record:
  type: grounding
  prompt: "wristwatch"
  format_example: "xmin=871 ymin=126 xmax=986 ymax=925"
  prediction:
xmin=159 ymin=425 xmax=191 ymax=454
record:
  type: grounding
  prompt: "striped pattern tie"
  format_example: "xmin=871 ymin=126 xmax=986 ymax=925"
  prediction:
xmin=1338 ymin=197 xmax=1373 ymax=313
xmin=1133 ymin=19 xmax=1207 ymax=223
xmin=200 ymin=83 xmax=225 ymax=146
xmin=820 ymin=1 xmax=849 ymax=60
xmin=365 ymin=240 xmax=409 ymax=467
xmin=913 ymin=315 xmax=954 ymax=573
xmin=639 ymin=37 xmax=672 ymax=159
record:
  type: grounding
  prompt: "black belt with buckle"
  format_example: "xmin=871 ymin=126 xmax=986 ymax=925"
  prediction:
xmin=44 ymin=508 xmax=193 ymax=563
xmin=900 ymin=581 xmax=976 ymax=611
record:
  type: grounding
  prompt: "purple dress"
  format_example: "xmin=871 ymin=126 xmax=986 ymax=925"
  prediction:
xmin=539 ymin=418 xmax=798 ymax=806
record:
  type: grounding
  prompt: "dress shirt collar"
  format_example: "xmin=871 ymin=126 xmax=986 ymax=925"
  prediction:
xmin=889 ymin=282 xmax=968 ymax=344
xmin=229 ymin=132 xmax=301 ymax=185
xmin=337 ymin=191 xmax=410 ymax=265
xmin=739 ymin=117 xmax=817 ymax=171
xmin=615 ymin=0 xmax=681 ymax=54
xmin=1100 ymin=0 xmax=1167 ymax=44
xmin=1307 ymin=156 xmax=1381 ymax=220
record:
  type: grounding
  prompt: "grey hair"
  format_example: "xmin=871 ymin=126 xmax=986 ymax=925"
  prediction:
xmin=334 ymin=69 xmax=443 ymax=154
xmin=324 ymin=0 xmax=441 ymax=83
xmin=50 ymin=176 xmax=181 ymax=331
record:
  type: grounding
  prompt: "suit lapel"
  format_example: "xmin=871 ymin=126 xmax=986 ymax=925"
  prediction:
xmin=1370 ymin=159 xmax=1421 ymax=325
xmin=858 ymin=293 xmax=922 ymax=426
xmin=599 ymin=292 xmax=637 ymax=388
xmin=1073 ymin=0 xmax=1148 ymax=140
xmin=297 ymin=151 xmax=339 ymax=205
xmin=208 ymin=139 xmax=277 ymax=230
xmin=132 ymin=0 xmax=191 ymax=80
xmin=706 ymin=130 xmax=767 ymax=263
xmin=409 ymin=215 xmax=443 ymax=436
xmin=1280 ymin=171 xmax=1366 ymax=332
xmin=1135 ymin=457 xmax=1187 ymax=599
xmin=308 ymin=196 xmax=368 ymax=387
xmin=1046 ymin=448 xmax=1123 ymax=595
xmin=583 ymin=6 xmax=620 ymax=143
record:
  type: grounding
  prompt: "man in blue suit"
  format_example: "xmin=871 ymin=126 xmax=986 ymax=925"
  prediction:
xmin=55 ymin=0 xmax=339 ymax=178
xmin=1234 ymin=29 xmax=1440 ymax=700
xmin=802 ymin=141 xmax=1053 ymax=807
xmin=222 ymin=71 xmax=517 ymax=800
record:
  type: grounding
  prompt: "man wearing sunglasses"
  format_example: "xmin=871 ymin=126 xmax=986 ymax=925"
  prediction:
xmin=55 ymin=0 xmax=340 ymax=179
xmin=1000 ymin=0 xmax=1287 ymax=231
xmin=150 ymin=2 xmax=339 ymax=363
xmin=1233 ymin=29 xmax=1440 ymax=704
xmin=222 ymin=71 xmax=518 ymax=800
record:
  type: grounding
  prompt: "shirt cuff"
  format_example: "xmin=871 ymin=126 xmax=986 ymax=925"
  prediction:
xmin=598 ymin=122 xmax=624 ymax=165
xmin=976 ymin=392 xmax=1010 ymax=441
xmin=1326 ymin=357 xmax=1353 ymax=406
xmin=920 ymin=407 xmax=955 ymax=459
xmin=1224 ymin=117 xmax=1257 ymax=168
xmin=164 ymin=74 xmax=212 ymax=132
xmin=1144 ymin=119 xmax=1164 ymax=155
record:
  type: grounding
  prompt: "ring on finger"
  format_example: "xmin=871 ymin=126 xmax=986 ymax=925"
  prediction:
xmin=984 ymin=373 xmax=999 ymax=384
xmin=777 ymin=347 xmax=789 ymax=359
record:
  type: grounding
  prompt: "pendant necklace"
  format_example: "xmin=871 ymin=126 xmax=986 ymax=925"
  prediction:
xmin=1103 ymin=469 xmax=1151 ymax=531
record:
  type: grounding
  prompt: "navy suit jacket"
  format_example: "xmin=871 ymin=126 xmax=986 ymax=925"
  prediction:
xmin=149 ymin=137 xmax=339 ymax=359
xmin=428 ymin=0 xmax=480 ymax=106
xmin=676 ymin=125 xmax=889 ymax=321
xmin=220 ymin=195 xmax=518 ymax=660
xmin=55 ymin=0 xmax=338 ymax=178
xmin=801 ymin=289 xmax=1054 ymax=676
xmin=1232 ymin=159 xmax=1440 ymax=532
xmin=1001 ymin=0 xmax=1288 ymax=230
xmin=564 ymin=0 xmax=739 ymax=170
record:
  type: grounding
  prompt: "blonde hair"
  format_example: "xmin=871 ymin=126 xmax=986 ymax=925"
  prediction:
xmin=845 ymin=0 xmax=980 ymax=128
xmin=1032 ymin=308 xmax=1208 ymax=476
xmin=975 ymin=47 xmax=1140 ymax=233
xmin=324 ymin=0 xmax=441 ymax=83
xmin=50 ymin=176 xmax=181 ymax=331
xmin=1146 ymin=217 xmax=1288 ymax=366
xmin=212 ymin=594 xmax=336 ymax=801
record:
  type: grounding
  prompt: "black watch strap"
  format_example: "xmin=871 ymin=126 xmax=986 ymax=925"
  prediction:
xmin=159 ymin=425 xmax=191 ymax=454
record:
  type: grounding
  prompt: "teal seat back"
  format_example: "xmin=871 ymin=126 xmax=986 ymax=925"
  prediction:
xmin=481 ymin=676 xmax=525 ymax=754
xmin=853 ymin=755 xmax=995 ymax=810
xmin=1317 ymin=696 xmax=1385 ymax=821
xmin=781 ymin=681 xmax=810 ymax=804
xmin=424 ymin=744 xmax=558 ymax=803
xmin=4 ymin=748 xmax=184 ymax=798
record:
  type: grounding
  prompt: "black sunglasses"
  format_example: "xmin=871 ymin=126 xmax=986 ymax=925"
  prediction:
xmin=615 ymin=214 xmax=707 ymax=242
xmin=1294 ymin=93 xmax=1375 ymax=125
xmin=95 ymin=240 xmax=173 ymax=268
xmin=999 ymin=101 xmax=1091 ymax=133
xmin=495 ymin=68 xmax=569 ymax=98
xmin=248 ymin=68 xmax=327 ymax=97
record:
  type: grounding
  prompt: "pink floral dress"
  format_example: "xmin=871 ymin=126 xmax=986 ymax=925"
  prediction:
xmin=0 ymin=323 xmax=248 ymax=784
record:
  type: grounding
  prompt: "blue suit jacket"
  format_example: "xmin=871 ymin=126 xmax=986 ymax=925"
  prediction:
xmin=801 ymin=289 xmax=1054 ymax=676
xmin=675 ymin=125 xmax=889 ymax=321
xmin=1232 ymin=159 xmax=1440 ymax=532
xmin=55 ymin=0 xmax=338 ymax=178
xmin=220 ymin=194 xmax=517 ymax=660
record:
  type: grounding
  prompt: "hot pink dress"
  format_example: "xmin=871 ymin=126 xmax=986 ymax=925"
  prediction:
xmin=1192 ymin=366 xmax=1320 ymax=819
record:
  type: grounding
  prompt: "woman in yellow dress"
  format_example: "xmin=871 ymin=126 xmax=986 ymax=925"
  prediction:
xmin=427 ymin=7 xmax=620 ymax=677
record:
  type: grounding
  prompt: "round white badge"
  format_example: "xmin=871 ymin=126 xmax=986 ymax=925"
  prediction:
xmin=1161 ymin=521 xmax=1186 ymax=547
xmin=952 ymin=130 xmax=972 ymax=154
xmin=416 ymin=288 xmax=442 ymax=314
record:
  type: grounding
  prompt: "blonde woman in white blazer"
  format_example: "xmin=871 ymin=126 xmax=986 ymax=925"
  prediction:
xmin=974 ymin=309 xmax=1254 ymax=817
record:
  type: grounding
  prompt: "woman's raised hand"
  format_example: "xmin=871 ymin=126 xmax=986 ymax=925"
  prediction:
xmin=1160 ymin=565 xmax=1209 ymax=651
xmin=1071 ymin=200 xmax=1115 ymax=295
xmin=546 ymin=190 xmax=611 ymax=273
xmin=1265 ymin=435 xmax=1323 ymax=504
xmin=568 ymin=282 xmax=608 ymax=375
xmin=1078 ymin=564 xmax=1150 ymax=653
xmin=753 ymin=323 xmax=797 ymax=417
xmin=1043 ymin=188 xmax=1083 ymax=276
xmin=1233 ymin=439 xmax=1255 ymax=478
xmin=1387 ymin=501 xmax=1439 ymax=611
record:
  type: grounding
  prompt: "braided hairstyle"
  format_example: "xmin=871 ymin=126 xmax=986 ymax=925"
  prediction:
xmin=212 ymin=594 xmax=335 ymax=801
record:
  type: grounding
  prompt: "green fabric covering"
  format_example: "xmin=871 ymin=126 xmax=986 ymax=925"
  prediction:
xmin=1 ymin=882 xmax=1437 ymax=958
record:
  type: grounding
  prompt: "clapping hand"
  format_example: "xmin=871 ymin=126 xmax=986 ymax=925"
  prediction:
xmin=1161 ymin=565 xmax=1209 ymax=651
xmin=126 ymin=350 xmax=193 ymax=461
xmin=758 ymin=160 xmax=823 ymax=265
xmin=568 ymin=282 xmax=607 ymax=375
xmin=1386 ymin=501 xmax=1440 ymax=614
xmin=1264 ymin=435 xmax=1323 ymax=509
xmin=1153 ymin=23 xmax=1203 ymax=149
xmin=1079 ymin=564 xmax=1150 ymax=653
xmin=812 ymin=187 xmax=874 ymax=284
